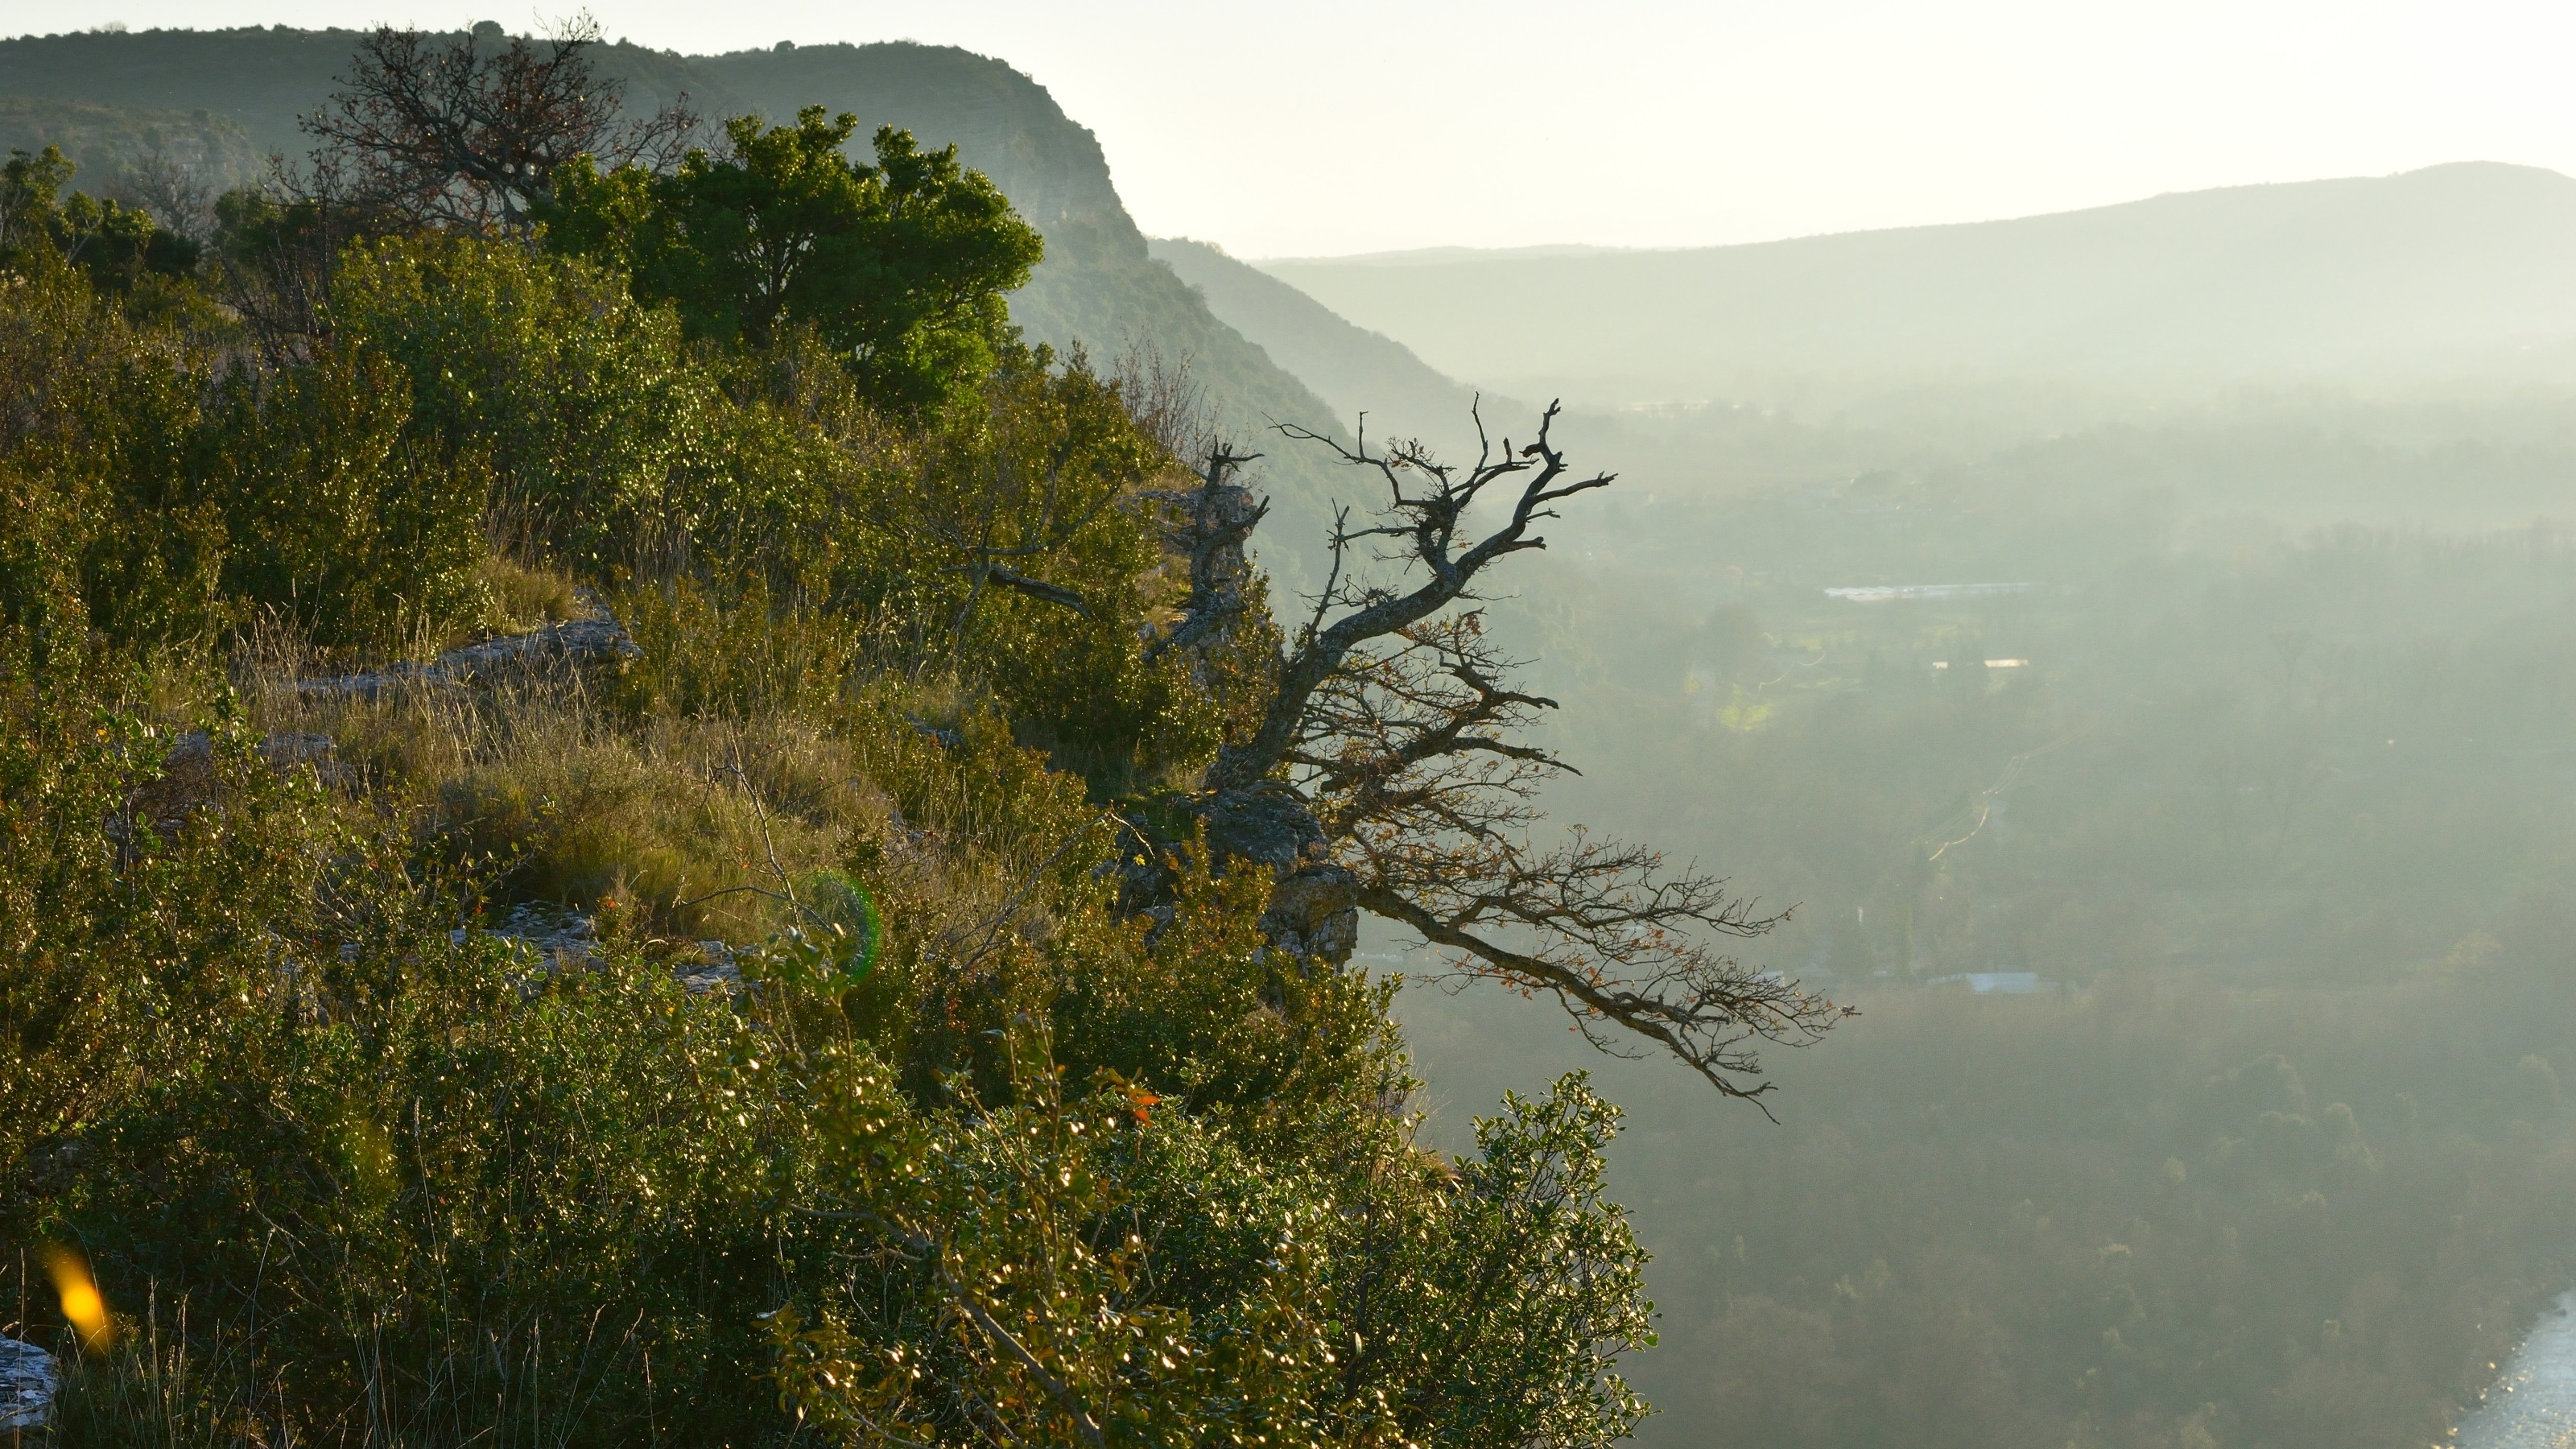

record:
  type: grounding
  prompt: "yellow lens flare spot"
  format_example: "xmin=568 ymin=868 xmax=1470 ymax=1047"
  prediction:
xmin=42 ymin=1245 xmax=112 ymax=1354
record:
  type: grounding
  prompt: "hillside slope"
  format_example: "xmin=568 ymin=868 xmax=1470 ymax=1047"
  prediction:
xmin=0 ymin=97 xmax=266 ymax=201
xmin=0 ymin=27 xmax=1348 ymax=558
xmin=1150 ymin=236 xmax=1525 ymax=453
xmin=1262 ymin=163 xmax=2576 ymax=403
xmin=679 ymin=43 xmax=1347 ymax=506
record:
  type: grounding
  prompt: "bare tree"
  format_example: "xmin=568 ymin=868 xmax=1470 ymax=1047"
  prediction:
xmin=1112 ymin=341 xmax=1220 ymax=467
xmin=204 ymin=155 xmax=365 ymax=364
xmin=301 ymin=16 xmax=696 ymax=234
xmin=1140 ymin=444 xmax=1265 ymax=672
xmin=1152 ymin=404 xmax=1850 ymax=1100
xmin=118 ymin=146 xmax=217 ymax=245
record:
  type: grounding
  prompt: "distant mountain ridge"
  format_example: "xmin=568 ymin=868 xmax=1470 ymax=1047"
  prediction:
xmin=1257 ymin=243 xmax=1639 ymax=268
xmin=1260 ymin=163 xmax=2576 ymax=404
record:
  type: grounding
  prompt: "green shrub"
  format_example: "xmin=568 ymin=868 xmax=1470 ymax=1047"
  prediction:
xmin=0 ymin=254 xmax=490 ymax=655
xmin=203 ymin=342 xmax=489 ymax=651
xmin=0 ymin=259 xmax=229 ymax=647
xmin=0 ymin=655 xmax=319 ymax=1198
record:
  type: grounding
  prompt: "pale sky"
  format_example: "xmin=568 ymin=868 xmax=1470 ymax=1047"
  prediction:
xmin=19 ymin=0 xmax=2576 ymax=256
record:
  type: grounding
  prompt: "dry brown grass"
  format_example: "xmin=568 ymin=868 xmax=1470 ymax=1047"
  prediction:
xmin=233 ymin=611 xmax=892 ymax=946
xmin=473 ymin=555 xmax=583 ymax=636
xmin=221 ymin=575 xmax=1094 ymax=958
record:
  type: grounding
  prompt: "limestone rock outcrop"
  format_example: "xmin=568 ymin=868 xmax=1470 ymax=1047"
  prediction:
xmin=296 ymin=600 xmax=639 ymax=700
xmin=0 ymin=1335 xmax=57 ymax=1431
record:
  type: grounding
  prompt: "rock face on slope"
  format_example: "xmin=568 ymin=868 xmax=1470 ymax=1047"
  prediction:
xmin=0 ymin=1335 xmax=57 ymax=1431
xmin=1187 ymin=782 xmax=1359 ymax=965
xmin=126 ymin=729 xmax=336 ymax=840
xmin=292 ymin=599 xmax=641 ymax=700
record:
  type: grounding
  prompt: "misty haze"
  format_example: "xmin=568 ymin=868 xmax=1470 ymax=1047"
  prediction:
xmin=2 ymin=8 xmax=2574 ymax=1447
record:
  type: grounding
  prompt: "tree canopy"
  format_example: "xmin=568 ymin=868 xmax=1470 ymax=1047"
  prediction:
xmin=546 ymin=107 xmax=1044 ymax=408
xmin=0 ymin=143 xmax=197 ymax=290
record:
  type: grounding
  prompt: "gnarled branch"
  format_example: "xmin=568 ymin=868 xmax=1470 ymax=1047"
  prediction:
xmin=303 ymin=19 xmax=696 ymax=234
xmin=1141 ymin=442 xmax=1265 ymax=666
xmin=1216 ymin=398 xmax=1609 ymax=792
xmin=1133 ymin=398 xmax=1844 ymax=1095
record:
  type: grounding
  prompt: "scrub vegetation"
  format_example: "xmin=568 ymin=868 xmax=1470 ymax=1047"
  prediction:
xmin=0 ymin=25 xmax=1697 ymax=1447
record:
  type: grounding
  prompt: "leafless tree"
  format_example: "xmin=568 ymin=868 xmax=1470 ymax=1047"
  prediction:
xmin=118 ymin=146 xmax=217 ymax=245
xmin=1154 ymin=403 xmax=1850 ymax=1100
xmin=1112 ymin=341 xmax=1220 ymax=467
xmin=201 ymin=152 xmax=364 ymax=364
xmin=1140 ymin=445 xmax=1265 ymax=671
xmin=300 ymin=15 xmax=696 ymax=234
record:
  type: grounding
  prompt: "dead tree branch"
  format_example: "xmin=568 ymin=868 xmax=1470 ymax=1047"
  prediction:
xmin=1141 ymin=442 xmax=1265 ymax=667
xmin=302 ymin=19 xmax=696 ymax=235
xmin=1140 ymin=400 xmax=1849 ymax=1095
xmin=1216 ymin=399 xmax=1609 ymax=791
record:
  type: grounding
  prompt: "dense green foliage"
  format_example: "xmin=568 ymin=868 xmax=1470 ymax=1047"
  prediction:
xmin=547 ymin=109 xmax=1044 ymax=409
xmin=2 ymin=144 xmax=200 ymax=291
xmin=0 ymin=242 xmax=483 ymax=651
xmin=0 ymin=25 xmax=1364 ymax=597
xmin=0 ymin=134 xmax=1654 ymax=1446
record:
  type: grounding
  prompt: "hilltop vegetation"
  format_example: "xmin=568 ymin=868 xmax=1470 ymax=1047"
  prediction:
xmin=0 ymin=24 xmax=1352 ymax=494
xmin=0 ymin=27 xmax=1757 ymax=1446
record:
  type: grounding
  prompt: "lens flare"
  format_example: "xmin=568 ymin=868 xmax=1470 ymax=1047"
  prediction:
xmin=41 ymin=1245 xmax=110 ymax=1354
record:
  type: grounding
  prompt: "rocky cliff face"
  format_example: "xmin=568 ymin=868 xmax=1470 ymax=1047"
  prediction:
xmin=690 ymin=42 xmax=1136 ymax=244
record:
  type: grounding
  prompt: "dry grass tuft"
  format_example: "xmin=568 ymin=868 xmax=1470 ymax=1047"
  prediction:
xmin=475 ymin=555 xmax=584 ymax=635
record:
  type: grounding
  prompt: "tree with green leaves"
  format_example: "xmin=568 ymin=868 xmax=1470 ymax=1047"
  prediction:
xmin=546 ymin=108 xmax=1044 ymax=409
xmin=0 ymin=144 xmax=198 ymax=290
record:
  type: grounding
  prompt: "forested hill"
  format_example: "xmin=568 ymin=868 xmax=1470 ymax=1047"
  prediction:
xmin=0 ymin=26 xmax=1346 ymax=506
xmin=1261 ymin=161 xmax=2576 ymax=403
